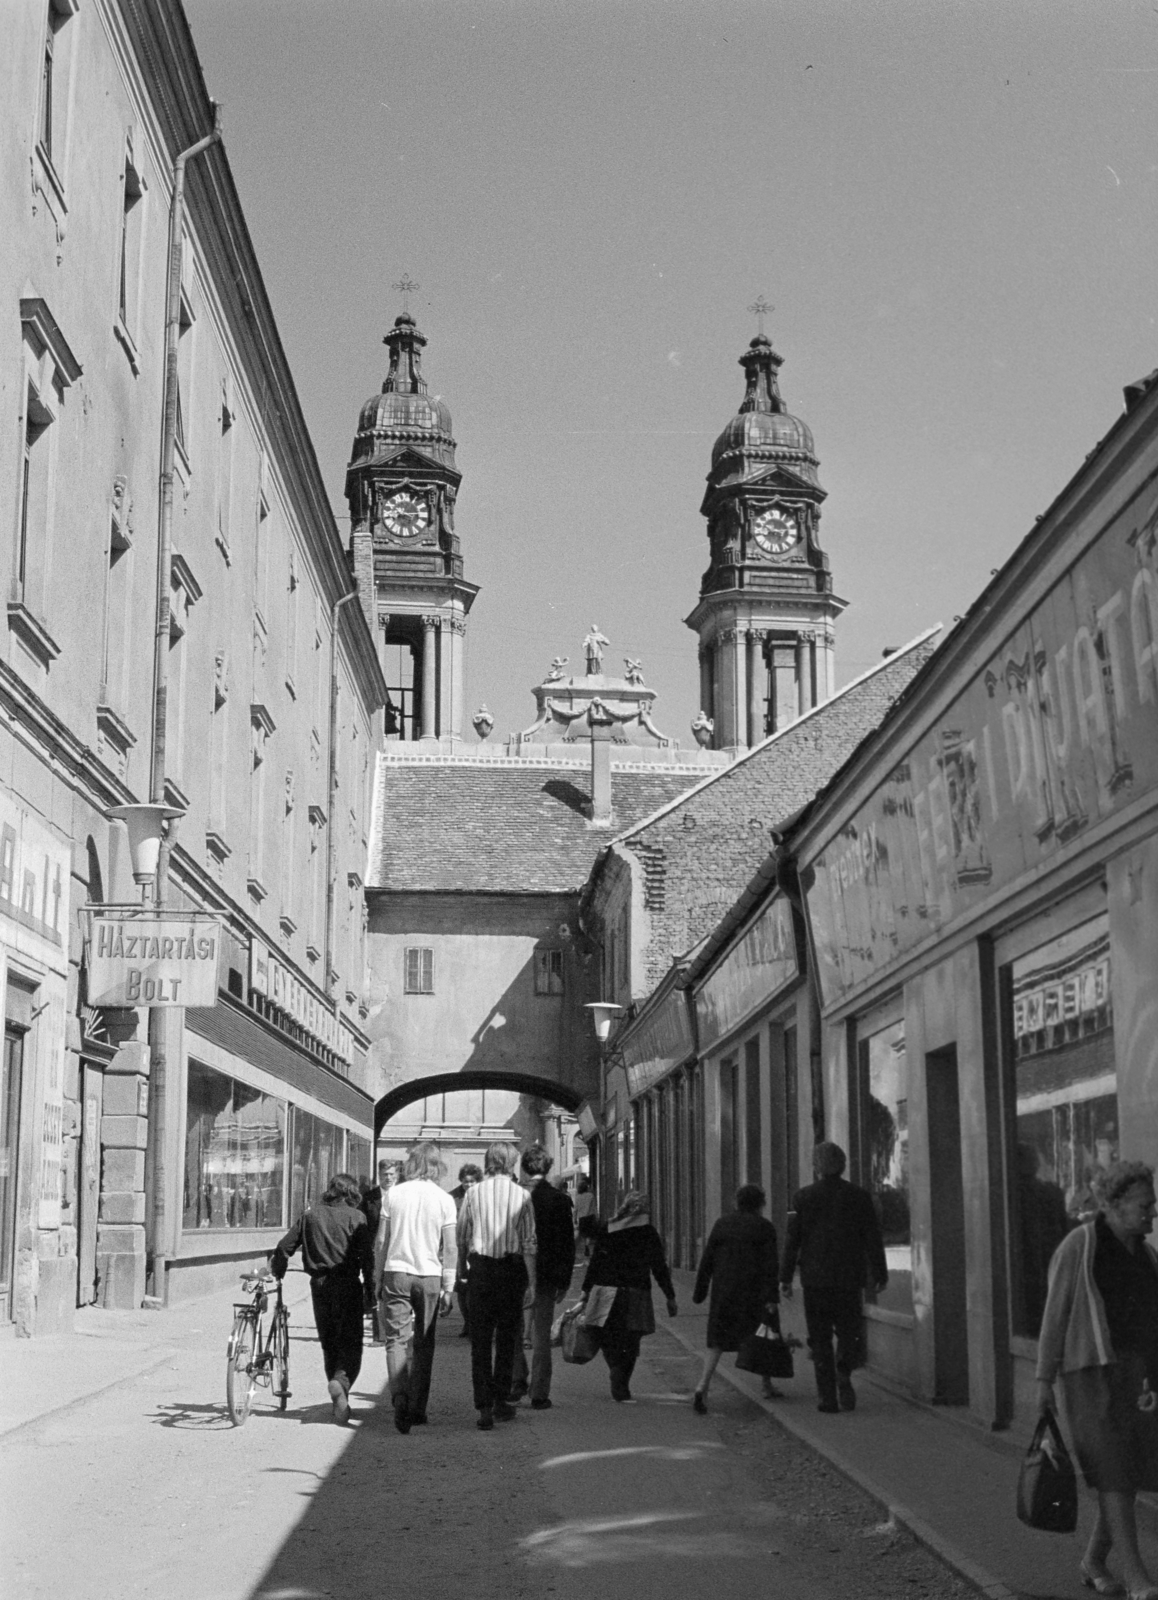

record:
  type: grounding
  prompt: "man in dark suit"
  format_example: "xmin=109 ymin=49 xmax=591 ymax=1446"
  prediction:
xmin=509 ymin=1145 xmax=575 ymax=1410
xmin=780 ymin=1140 xmax=888 ymax=1414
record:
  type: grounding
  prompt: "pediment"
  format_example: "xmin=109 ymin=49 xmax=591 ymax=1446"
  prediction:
xmin=351 ymin=445 xmax=460 ymax=482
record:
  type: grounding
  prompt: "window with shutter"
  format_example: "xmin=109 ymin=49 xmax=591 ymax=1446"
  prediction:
xmin=404 ymin=947 xmax=434 ymax=995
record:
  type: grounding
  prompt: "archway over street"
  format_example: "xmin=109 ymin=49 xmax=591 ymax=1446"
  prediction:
xmin=374 ymin=1069 xmax=583 ymax=1139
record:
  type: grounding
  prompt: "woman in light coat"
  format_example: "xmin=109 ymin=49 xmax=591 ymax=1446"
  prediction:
xmin=1037 ymin=1160 xmax=1158 ymax=1600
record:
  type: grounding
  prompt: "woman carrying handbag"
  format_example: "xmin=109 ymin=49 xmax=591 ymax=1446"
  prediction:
xmin=691 ymin=1184 xmax=781 ymax=1411
xmin=1036 ymin=1161 xmax=1158 ymax=1600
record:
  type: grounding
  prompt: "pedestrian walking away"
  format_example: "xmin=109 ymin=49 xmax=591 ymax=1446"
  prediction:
xmin=779 ymin=1140 xmax=887 ymax=1414
xmin=581 ymin=1190 xmax=676 ymax=1403
xmin=509 ymin=1145 xmax=574 ymax=1409
xmin=450 ymin=1162 xmax=483 ymax=1337
xmin=457 ymin=1141 xmax=537 ymax=1430
xmin=1037 ymin=1160 xmax=1158 ymax=1600
xmin=270 ymin=1172 xmax=375 ymax=1424
xmin=573 ymin=1174 xmax=596 ymax=1259
xmin=691 ymin=1183 xmax=780 ymax=1412
xmin=375 ymin=1140 xmax=458 ymax=1434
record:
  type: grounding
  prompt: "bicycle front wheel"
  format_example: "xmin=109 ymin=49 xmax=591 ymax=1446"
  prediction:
xmin=270 ymin=1306 xmax=290 ymax=1412
xmin=226 ymin=1314 xmax=257 ymax=1426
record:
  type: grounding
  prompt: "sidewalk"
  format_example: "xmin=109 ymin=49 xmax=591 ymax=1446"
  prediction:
xmin=665 ymin=1266 xmax=1158 ymax=1600
xmin=0 ymin=1274 xmax=314 ymax=1438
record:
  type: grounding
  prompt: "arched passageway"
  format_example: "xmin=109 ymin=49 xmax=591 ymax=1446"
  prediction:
xmin=374 ymin=1070 xmax=583 ymax=1139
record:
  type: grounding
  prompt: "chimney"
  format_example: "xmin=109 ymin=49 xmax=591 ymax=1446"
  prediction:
xmin=589 ymin=711 xmax=613 ymax=824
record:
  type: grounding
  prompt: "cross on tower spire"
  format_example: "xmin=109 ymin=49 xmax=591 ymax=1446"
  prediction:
xmin=392 ymin=274 xmax=420 ymax=314
xmin=748 ymin=295 xmax=774 ymax=340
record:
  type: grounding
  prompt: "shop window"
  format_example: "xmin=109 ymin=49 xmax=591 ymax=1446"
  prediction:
xmin=1007 ymin=911 xmax=1114 ymax=1337
xmin=0 ymin=1016 xmax=27 ymax=1323
xmin=855 ymin=1015 xmax=911 ymax=1314
xmin=534 ymin=948 xmax=564 ymax=995
xmin=347 ymin=1133 xmax=372 ymax=1181
xmin=288 ymin=1106 xmax=345 ymax=1221
xmin=183 ymin=1059 xmax=286 ymax=1231
xmin=719 ymin=1055 xmax=739 ymax=1212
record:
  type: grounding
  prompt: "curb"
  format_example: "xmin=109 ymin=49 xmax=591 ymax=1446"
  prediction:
xmin=657 ymin=1318 xmax=1019 ymax=1600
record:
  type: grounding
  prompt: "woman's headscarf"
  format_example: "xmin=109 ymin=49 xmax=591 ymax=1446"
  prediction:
xmin=612 ymin=1190 xmax=651 ymax=1223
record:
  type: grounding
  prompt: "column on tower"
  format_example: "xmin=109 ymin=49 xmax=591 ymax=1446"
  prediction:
xmin=420 ymin=614 xmax=439 ymax=741
xmin=716 ymin=626 xmax=748 ymax=750
xmin=449 ymin=615 xmax=466 ymax=743
xmin=795 ymin=633 xmax=812 ymax=718
xmin=746 ymin=629 xmax=765 ymax=747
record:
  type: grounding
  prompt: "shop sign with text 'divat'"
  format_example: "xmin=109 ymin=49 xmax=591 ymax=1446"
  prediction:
xmin=86 ymin=911 xmax=222 ymax=1007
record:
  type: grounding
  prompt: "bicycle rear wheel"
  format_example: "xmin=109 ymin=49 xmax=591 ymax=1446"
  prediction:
xmin=270 ymin=1306 xmax=290 ymax=1411
xmin=226 ymin=1314 xmax=257 ymax=1426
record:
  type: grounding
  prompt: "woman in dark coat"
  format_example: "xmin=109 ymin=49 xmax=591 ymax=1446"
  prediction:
xmin=581 ymin=1191 xmax=677 ymax=1402
xmin=691 ymin=1184 xmax=780 ymax=1412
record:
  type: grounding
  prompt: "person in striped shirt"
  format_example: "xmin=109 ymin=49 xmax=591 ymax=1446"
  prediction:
xmin=457 ymin=1141 xmax=537 ymax=1430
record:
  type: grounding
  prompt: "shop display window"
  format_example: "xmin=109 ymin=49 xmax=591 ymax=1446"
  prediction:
xmin=347 ymin=1134 xmax=372 ymax=1181
xmin=856 ymin=1017 xmax=912 ymax=1314
xmin=183 ymin=1059 xmax=286 ymax=1230
xmin=1008 ymin=912 xmax=1116 ymax=1337
xmin=289 ymin=1107 xmax=346 ymax=1221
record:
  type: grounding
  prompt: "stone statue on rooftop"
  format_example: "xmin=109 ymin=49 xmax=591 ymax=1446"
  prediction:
xmin=472 ymin=705 xmax=494 ymax=740
xmin=691 ymin=710 xmax=715 ymax=749
xmin=544 ymin=657 xmax=569 ymax=683
xmin=583 ymin=624 xmax=610 ymax=675
xmin=624 ymin=658 xmax=644 ymax=686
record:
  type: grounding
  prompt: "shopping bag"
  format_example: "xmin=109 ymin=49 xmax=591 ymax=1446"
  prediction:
xmin=551 ymin=1301 xmax=583 ymax=1348
xmin=1015 ymin=1412 xmax=1078 ymax=1533
xmin=560 ymin=1306 xmax=601 ymax=1364
xmin=735 ymin=1310 xmax=795 ymax=1380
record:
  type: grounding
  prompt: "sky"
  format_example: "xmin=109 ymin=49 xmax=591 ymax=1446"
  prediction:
xmin=184 ymin=0 xmax=1158 ymax=746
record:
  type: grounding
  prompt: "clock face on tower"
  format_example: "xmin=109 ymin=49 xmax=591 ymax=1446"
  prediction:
xmin=381 ymin=492 xmax=431 ymax=540
xmin=751 ymin=507 xmax=800 ymax=556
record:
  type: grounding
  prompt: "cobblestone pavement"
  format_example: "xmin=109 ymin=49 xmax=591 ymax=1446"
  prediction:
xmin=0 ymin=1276 xmax=974 ymax=1600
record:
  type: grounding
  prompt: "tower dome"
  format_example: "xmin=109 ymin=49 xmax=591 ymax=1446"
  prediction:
xmin=709 ymin=335 xmax=821 ymax=491
xmin=349 ymin=313 xmax=457 ymax=473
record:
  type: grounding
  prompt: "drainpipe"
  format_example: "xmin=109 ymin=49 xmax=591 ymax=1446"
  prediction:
xmin=324 ymin=591 xmax=360 ymax=1000
xmin=145 ymin=109 xmax=222 ymax=1301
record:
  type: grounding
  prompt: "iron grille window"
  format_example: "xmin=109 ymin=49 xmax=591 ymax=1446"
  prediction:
xmin=404 ymin=947 xmax=434 ymax=995
xmin=534 ymin=948 xmax=564 ymax=995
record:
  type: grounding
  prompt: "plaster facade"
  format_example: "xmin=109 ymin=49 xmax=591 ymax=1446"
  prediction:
xmin=1 ymin=0 xmax=385 ymax=1330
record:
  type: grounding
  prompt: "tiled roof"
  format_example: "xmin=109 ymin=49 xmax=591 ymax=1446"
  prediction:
xmin=368 ymin=761 xmax=705 ymax=894
xmin=593 ymin=629 xmax=942 ymax=991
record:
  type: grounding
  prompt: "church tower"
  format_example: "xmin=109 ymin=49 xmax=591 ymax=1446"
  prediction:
xmin=685 ymin=320 xmax=846 ymax=751
xmin=346 ymin=300 xmax=477 ymax=744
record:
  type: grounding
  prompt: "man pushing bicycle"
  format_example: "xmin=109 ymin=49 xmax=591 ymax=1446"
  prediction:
xmin=271 ymin=1172 xmax=375 ymax=1424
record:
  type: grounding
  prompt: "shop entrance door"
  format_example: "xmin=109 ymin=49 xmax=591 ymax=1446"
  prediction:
xmin=0 ymin=1025 xmax=25 ymax=1324
xmin=926 ymin=1045 xmax=969 ymax=1404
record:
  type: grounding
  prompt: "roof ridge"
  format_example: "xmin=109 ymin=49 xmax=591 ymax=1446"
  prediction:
xmin=608 ymin=624 xmax=943 ymax=845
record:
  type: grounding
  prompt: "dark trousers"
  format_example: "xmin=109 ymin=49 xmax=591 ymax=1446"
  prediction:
xmin=600 ymin=1293 xmax=642 ymax=1400
xmin=467 ymin=1254 xmax=527 ymax=1411
xmin=803 ymin=1286 xmax=862 ymax=1403
xmin=310 ymin=1272 xmax=364 ymax=1390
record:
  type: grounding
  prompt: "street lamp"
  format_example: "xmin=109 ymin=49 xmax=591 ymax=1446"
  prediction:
xmin=107 ymin=803 xmax=184 ymax=891
xmin=585 ymin=1001 xmax=623 ymax=1043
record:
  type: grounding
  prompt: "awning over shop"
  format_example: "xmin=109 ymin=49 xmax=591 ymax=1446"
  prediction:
xmin=694 ymin=895 xmax=799 ymax=1053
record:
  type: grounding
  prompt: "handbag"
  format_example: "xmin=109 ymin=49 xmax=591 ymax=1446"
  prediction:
xmin=560 ymin=1306 xmax=601 ymax=1364
xmin=735 ymin=1309 xmax=795 ymax=1380
xmin=1016 ymin=1412 xmax=1078 ymax=1533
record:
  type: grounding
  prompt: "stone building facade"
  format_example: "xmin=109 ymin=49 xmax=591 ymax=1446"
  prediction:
xmin=1 ymin=0 xmax=385 ymax=1330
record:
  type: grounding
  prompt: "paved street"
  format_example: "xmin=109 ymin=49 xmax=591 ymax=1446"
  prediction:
xmin=1 ymin=1273 xmax=971 ymax=1600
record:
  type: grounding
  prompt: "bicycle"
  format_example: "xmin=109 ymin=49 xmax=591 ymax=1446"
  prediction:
xmin=226 ymin=1268 xmax=290 ymax=1426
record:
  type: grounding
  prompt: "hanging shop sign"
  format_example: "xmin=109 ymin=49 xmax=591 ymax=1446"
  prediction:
xmin=86 ymin=911 xmax=222 ymax=1007
xmin=249 ymin=938 xmax=355 ymax=1066
xmin=804 ymin=469 xmax=1158 ymax=1007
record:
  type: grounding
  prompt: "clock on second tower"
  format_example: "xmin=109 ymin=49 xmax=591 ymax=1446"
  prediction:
xmin=381 ymin=491 xmax=432 ymax=541
xmin=751 ymin=506 xmax=799 ymax=557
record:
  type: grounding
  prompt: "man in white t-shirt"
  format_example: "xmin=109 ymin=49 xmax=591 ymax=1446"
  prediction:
xmin=375 ymin=1141 xmax=458 ymax=1433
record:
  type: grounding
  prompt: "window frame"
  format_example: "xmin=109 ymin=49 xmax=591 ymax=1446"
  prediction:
xmin=404 ymin=946 xmax=434 ymax=996
xmin=534 ymin=947 xmax=564 ymax=996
